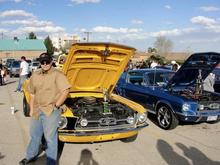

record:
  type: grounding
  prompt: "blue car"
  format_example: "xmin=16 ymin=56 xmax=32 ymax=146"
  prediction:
xmin=116 ymin=52 xmax=220 ymax=130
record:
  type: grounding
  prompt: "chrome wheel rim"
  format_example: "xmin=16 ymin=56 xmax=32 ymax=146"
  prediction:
xmin=157 ymin=106 xmax=171 ymax=128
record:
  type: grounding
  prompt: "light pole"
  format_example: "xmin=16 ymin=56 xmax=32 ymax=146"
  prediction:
xmin=84 ymin=32 xmax=92 ymax=42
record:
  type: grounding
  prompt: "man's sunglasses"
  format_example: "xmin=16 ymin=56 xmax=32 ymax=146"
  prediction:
xmin=40 ymin=60 xmax=51 ymax=65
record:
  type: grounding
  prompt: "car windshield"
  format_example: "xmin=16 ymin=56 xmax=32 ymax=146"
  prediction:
xmin=12 ymin=61 xmax=20 ymax=67
xmin=32 ymin=62 xmax=39 ymax=66
xmin=146 ymin=72 xmax=174 ymax=86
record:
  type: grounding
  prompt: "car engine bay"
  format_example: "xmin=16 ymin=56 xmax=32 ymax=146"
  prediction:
xmin=64 ymin=97 xmax=137 ymax=130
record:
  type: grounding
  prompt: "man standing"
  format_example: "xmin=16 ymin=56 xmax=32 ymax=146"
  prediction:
xmin=19 ymin=53 xmax=71 ymax=165
xmin=15 ymin=56 xmax=29 ymax=92
xmin=0 ymin=59 xmax=3 ymax=85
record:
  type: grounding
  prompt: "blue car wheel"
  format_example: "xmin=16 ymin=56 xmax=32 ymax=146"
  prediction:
xmin=156 ymin=105 xmax=179 ymax=130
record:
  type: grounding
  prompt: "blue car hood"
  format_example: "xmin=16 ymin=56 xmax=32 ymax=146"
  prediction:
xmin=168 ymin=52 xmax=220 ymax=87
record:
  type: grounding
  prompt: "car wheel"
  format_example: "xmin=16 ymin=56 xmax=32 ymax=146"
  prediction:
xmin=23 ymin=96 xmax=30 ymax=117
xmin=156 ymin=105 xmax=179 ymax=130
xmin=120 ymin=134 xmax=138 ymax=143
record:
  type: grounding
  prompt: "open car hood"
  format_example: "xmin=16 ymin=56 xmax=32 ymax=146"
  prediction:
xmin=62 ymin=42 xmax=135 ymax=97
xmin=168 ymin=52 xmax=220 ymax=87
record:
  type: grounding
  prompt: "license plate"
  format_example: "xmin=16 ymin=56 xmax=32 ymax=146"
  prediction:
xmin=207 ymin=115 xmax=218 ymax=121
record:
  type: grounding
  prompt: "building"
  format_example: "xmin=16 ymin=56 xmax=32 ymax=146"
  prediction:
xmin=0 ymin=39 xmax=46 ymax=60
xmin=52 ymin=35 xmax=80 ymax=50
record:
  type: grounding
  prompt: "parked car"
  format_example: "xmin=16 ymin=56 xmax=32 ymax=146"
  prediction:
xmin=116 ymin=52 xmax=220 ymax=130
xmin=213 ymin=67 xmax=220 ymax=93
xmin=9 ymin=60 xmax=20 ymax=77
xmin=30 ymin=61 xmax=40 ymax=72
xmin=22 ymin=42 xmax=148 ymax=144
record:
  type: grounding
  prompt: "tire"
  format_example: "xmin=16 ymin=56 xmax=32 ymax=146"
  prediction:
xmin=23 ymin=96 xmax=30 ymax=117
xmin=156 ymin=105 xmax=179 ymax=130
xmin=120 ymin=134 xmax=138 ymax=143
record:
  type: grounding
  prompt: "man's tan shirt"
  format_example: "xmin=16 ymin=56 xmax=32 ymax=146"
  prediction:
xmin=28 ymin=67 xmax=71 ymax=118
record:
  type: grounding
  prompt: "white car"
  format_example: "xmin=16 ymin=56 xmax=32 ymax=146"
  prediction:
xmin=30 ymin=61 xmax=40 ymax=72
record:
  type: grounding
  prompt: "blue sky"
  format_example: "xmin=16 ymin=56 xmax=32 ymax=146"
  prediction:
xmin=0 ymin=0 xmax=220 ymax=52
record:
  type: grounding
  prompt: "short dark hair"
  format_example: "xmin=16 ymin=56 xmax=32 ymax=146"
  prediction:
xmin=21 ymin=56 xmax=26 ymax=60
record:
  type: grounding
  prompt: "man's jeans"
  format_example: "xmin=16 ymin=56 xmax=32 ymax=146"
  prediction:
xmin=16 ymin=74 xmax=28 ymax=91
xmin=26 ymin=109 xmax=61 ymax=164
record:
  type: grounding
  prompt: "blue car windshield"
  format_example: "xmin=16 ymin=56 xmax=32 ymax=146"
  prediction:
xmin=12 ymin=61 xmax=21 ymax=67
xmin=146 ymin=72 xmax=174 ymax=86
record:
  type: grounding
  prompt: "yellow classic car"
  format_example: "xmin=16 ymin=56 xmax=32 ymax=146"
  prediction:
xmin=23 ymin=42 xmax=148 ymax=143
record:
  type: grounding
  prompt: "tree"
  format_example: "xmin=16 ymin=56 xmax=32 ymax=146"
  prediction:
xmin=44 ymin=36 xmax=54 ymax=55
xmin=147 ymin=47 xmax=157 ymax=53
xmin=154 ymin=36 xmax=173 ymax=57
xmin=28 ymin=32 xmax=37 ymax=39
xmin=147 ymin=54 xmax=165 ymax=65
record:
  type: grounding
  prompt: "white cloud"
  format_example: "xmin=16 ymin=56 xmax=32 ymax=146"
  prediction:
xmin=191 ymin=16 xmax=217 ymax=26
xmin=0 ymin=28 xmax=9 ymax=33
xmin=92 ymin=26 xmax=141 ymax=33
xmin=17 ymin=26 xmax=65 ymax=33
xmin=0 ymin=10 xmax=34 ymax=18
xmin=205 ymin=24 xmax=220 ymax=33
xmin=131 ymin=19 xmax=144 ymax=25
xmin=150 ymin=28 xmax=182 ymax=37
xmin=71 ymin=0 xmax=101 ymax=4
xmin=14 ymin=0 xmax=22 ymax=2
xmin=200 ymin=6 xmax=220 ymax=12
xmin=164 ymin=5 xmax=171 ymax=9
xmin=1 ymin=19 xmax=53 ymax=27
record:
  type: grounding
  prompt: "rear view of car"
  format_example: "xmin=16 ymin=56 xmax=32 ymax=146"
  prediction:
xmin=9 ymin=60 xmax=20 ymax=77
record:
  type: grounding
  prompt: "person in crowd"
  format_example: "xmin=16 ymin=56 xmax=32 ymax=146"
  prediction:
xmin=172 ymin=63 xmax=179 ymax=72
xmin=15 ymin=56 xmax=29 ymax=92
xmin=203 ymin=73 xmax=215 ymax=92
xmin=150 ymin=60 xmax=158 ymax=68
xmin=0 ymin=59 xmax=3 ymax=85
xmin=171 ymin=61 xmax=180 ymax=71
xmin=19 ymin=53 xmax=71 ymax=165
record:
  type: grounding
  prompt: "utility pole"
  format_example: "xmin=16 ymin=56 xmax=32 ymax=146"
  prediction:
xmin=84 ymin=31 xmax=92 ymax=42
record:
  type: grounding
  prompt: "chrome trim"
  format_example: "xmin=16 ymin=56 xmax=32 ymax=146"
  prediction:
xmin=59 ymin=122 xmax=148 ymax=136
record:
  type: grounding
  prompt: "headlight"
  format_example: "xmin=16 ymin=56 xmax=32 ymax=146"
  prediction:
xmin=80 ymin=118 xmax=88 ymax=127
xmin=137 ymin=113 xmax=147 ymax=124
xmin=182 ymin=103 xmax=190 ymax=111
xmin=127 ymin=116 xmax=135 ymax=124
xmin=199 ymin=104 xmax=204 ymax=110
xmin=58 ymin=116 xmax=67 ymax=129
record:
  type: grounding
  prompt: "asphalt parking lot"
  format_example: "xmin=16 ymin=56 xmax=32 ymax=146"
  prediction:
xmin=0 ymin=78 xmax=220 ymax=165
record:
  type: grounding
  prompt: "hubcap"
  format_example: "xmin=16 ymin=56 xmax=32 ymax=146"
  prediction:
xmin=157 ymin=107 xmax=171 ymax=128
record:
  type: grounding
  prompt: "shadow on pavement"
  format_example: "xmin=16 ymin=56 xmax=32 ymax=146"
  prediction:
xmin=4 ymin=80 xmax=17 ymax=85
xmin=0 ymin=152 xmax=5 ymax=160
xmin=157 ymin=139 xmax=190 ymax=165
xmin=157 ymin=139 xmax=220 ymax=165
xmin=176 ymin=143 xmax=220 ymax=165
xmin=77 ymin=149 xmax=99 ymax=165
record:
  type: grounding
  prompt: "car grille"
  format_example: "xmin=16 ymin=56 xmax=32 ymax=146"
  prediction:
xmin=75 ymin=115 xmax=136 ymax=130
xmin=199 ymin=101 xmax=220 ymax=111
